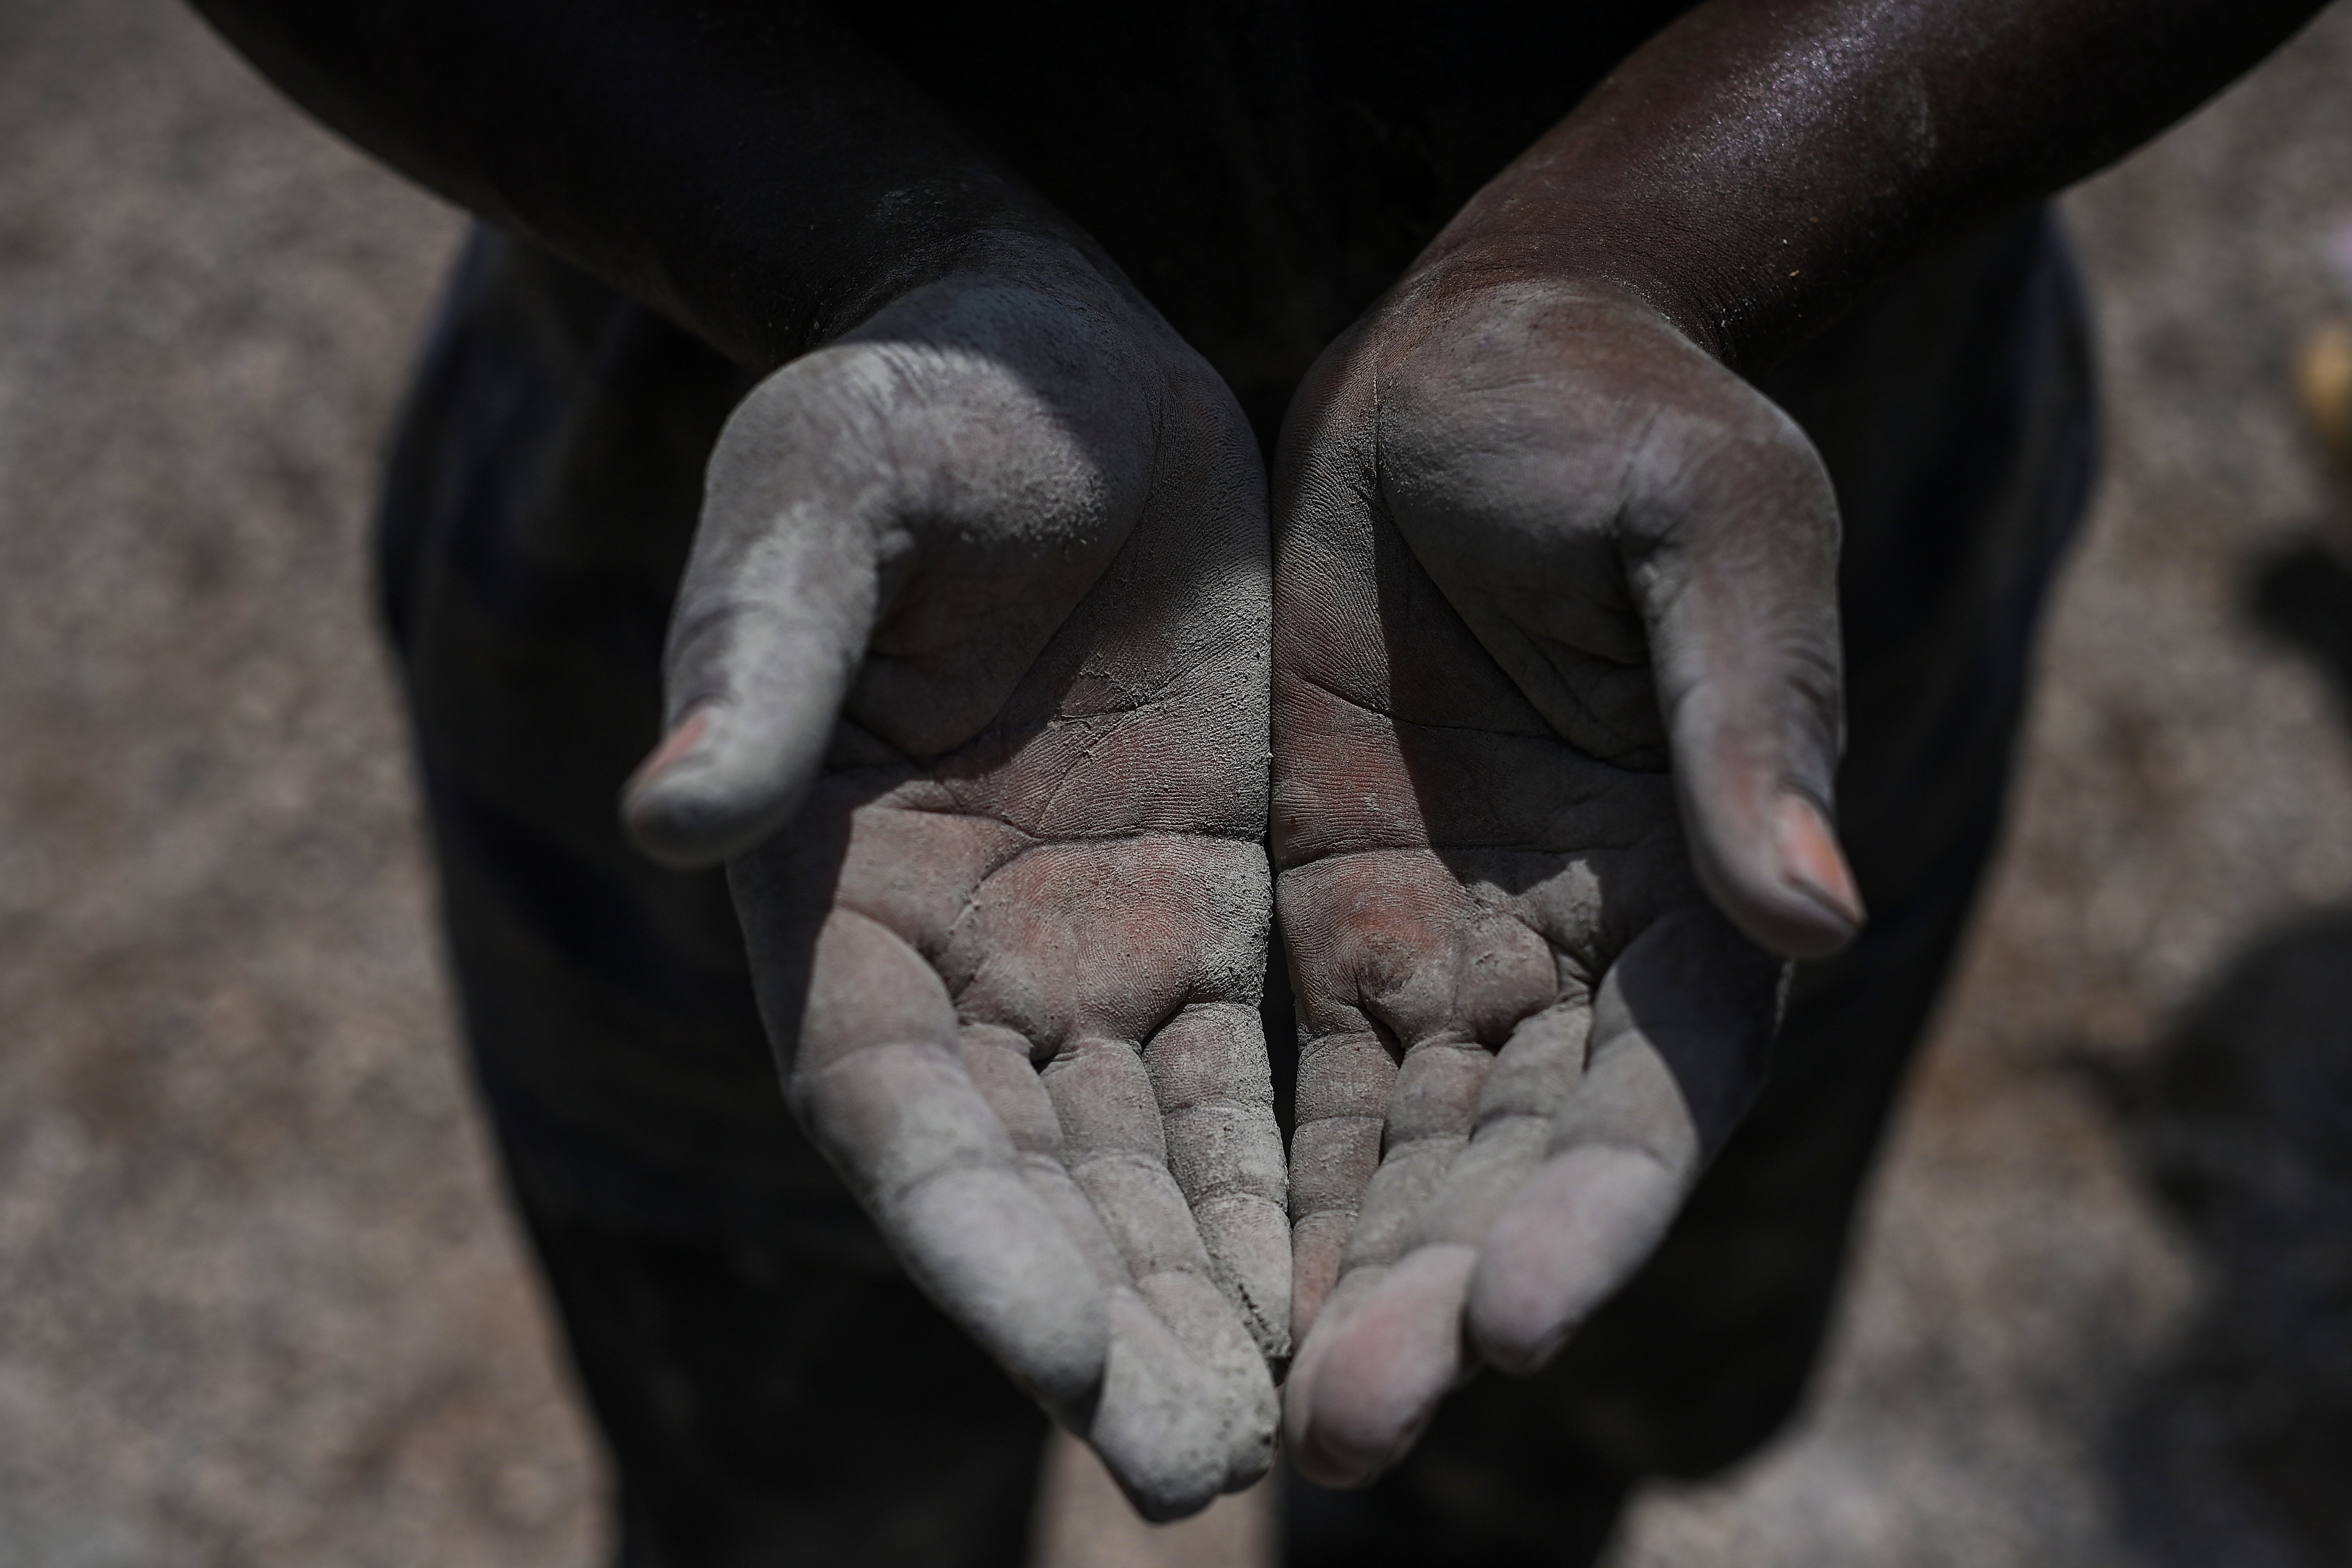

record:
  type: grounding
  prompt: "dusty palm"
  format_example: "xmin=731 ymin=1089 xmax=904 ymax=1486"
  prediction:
xmin=626 ymin=253 xmax=1286 ymax=1519
xmin=1274 ymin=281 xmax=1840 ymax=1485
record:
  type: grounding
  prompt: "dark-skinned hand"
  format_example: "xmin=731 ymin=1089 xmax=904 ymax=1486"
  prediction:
xmin=622 ymin=238 xmax=1286 ymax=1520
xmin=1275 ymin=269 xmax=1859 ymax=1486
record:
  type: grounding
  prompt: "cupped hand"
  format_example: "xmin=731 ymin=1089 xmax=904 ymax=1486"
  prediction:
xmin=622 ymin=240 xmax=1285 ymax=1520
xmin=1274 ymin=273 xmax=1857 ymax=1486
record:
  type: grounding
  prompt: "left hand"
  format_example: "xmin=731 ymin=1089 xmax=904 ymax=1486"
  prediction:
xmin=1273 ymin=268 xmax=1857 ymax=1486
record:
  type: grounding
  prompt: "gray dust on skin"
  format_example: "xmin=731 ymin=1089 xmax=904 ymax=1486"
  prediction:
xmin=1258 ymin=203 xmax=1873 ymax=1484
xmin=667 ymin=248 xmax=1287 ymax=1516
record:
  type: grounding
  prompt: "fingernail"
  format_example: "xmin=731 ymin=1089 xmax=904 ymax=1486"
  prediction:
xmin=1774 ymin=793 xmax=1865 ymax=931
xmin=623 ymin=708 xmax=712 ymax=802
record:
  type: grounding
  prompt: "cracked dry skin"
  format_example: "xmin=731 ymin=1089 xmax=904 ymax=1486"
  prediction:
xmin=1274 ymin=281 xmax=1814 ymax=1487
xmin=629 ymin=252 xmax=1288 ymax=1521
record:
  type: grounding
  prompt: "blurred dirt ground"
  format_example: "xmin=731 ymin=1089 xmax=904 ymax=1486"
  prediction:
xmin=4 ymin=3 xmax=2352 ymax=1565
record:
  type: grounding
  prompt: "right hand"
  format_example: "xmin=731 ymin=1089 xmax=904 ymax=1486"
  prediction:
xmin=621 ymin=238 xmax=1286 ymax=1520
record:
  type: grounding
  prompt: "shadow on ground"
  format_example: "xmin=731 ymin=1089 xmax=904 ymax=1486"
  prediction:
xmin=2105 ymin=538 xmax=2352 ymax=1568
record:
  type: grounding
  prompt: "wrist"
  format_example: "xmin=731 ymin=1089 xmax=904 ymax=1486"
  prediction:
xmin=1370 ymin=234 xmax=1715 ymax=379
xmin=1396 ymin=201 xmax=1736 ymax=367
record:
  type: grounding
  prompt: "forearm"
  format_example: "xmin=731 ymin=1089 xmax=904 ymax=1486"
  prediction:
xmin=189 ymin=0 xmax=1075 ymax=367
xmin=1418 ymin=0 xmax=2325 ymax=367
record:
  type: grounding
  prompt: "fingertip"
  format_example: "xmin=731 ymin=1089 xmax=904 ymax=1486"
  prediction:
xmin=1773 ymin=792 xmax=1864 ymax=945
xmin=1278 ymin=1281 xmax=1351 ymax=1478
xmin=1089 ymin=1288 xmax=1265 ymax=1522
xmin=630 ymin=706 xmax=714 ymax=790
xmin=621 ymin=791 xmax=742 ymax=871
xmin=1693 ymin=790 xmax=1863 ymax=961
xmin=1465 ymin=1144 xmax=1682 ymax=1375
xmin=620 ymin=705 xmax=813 ymax=867
xmin=1283 ymin=1247 xmax=1473 ymax=1488
xmin=877 ymin=1162 xmax=1115 ymax=1423
xmin=1286 ymin=1416 xmax=1383 ymax=1489
xmin=621 ymin=709 xmax=720 ymax=866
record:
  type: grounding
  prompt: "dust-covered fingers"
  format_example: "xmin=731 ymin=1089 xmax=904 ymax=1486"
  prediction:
xmin=1041 ymin=1029 xmax=1279 ymax=1517
xmin=1466 ymin=904 xmax=1783 ymax=1372
xmin=1277 ymin=852 xmax=1478 ymax=1351
xmin=1282 ymin=997 xmax=1590 ymax=1485
xmin=1283 ymin=1029 xmax=1489 ymax=1480
xmin=926 ymin=833 xmax=1285 ymax=1517
xmin=1147 ymin=1000 xmax=1290 ymax=1366
xmin=623 ymin=360 xmax=890 ymax=867
xmin=778 ymin=907 xmax=1120 ymax=1425
xmin=1278 ymin=861 xmax=1558 ymax=1486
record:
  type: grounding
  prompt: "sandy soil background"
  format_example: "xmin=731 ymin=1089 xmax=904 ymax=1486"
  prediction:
xmin=4 ymin=3 xmax=2352 ymax=1565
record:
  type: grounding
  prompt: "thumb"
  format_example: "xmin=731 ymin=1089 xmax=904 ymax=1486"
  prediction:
xmin=621 ymin=372 xmax=886 ymax=867
xmin=1626 ymin=407 xmax=1862 ymax=960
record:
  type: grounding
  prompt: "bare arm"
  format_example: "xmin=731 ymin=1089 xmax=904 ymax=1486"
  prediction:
xmin=187 ymin=0 xmax=1077 ymax=366
xmin=1428 ymin=0 xmax=2328 ymax=367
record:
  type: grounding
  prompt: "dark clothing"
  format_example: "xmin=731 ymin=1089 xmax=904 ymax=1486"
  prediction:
xmin=851 ymin=2 xmax=1699 ymax=435
xmin=512 ymin=1189 xmax=1046 ymax=1568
